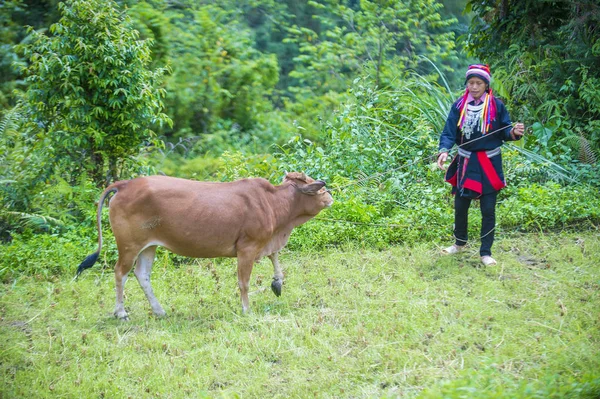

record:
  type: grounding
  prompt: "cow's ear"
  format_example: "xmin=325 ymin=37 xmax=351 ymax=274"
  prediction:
xmin=299 ymin=180 xmax=326 ymax=195
xmin=286 ymin=172 xmax=309 ymax=182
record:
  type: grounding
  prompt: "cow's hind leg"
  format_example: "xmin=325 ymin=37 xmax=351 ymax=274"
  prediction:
xmin=114 ymin=251 xmax=136 ymax=320
xmin=134 ymin=246 xmax=166 ymax=317
xmin=268 ymin=252 xmax=284 ymax=297
xmin=237 ymin=250 xmax=257 ymax=314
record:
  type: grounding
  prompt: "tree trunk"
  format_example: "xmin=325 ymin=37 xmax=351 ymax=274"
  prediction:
xmin=90 ymin=139 xmax=104 ymax=187
xmin=500 ymin=0 xmax=510 ymax=19
xmin=108 ymin=157 xmax=119 ymax=185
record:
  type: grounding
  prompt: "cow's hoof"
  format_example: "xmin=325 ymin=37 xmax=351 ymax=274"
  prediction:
xmin=114 ymin=310 xmax=129 ymax=321
xmin=271 ymin=278 xmax=282 ymax=297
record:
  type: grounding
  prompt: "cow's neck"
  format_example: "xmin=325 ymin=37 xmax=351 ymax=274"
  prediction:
xmin=272 ymin=184 xmax=315 ymax=231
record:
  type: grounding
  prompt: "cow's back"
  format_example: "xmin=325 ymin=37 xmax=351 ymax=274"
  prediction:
xmin=108 ymin=175 xmax=277 ymax=258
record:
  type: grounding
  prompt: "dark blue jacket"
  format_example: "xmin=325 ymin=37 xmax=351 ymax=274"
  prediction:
xmin=438 ymin=97 xmax=518 ymax=153
xmin=439 ymin=96 xmax=521 ymax=198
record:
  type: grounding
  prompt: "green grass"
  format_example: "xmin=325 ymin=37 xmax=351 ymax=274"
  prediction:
xmin=1 ymin=232 xmax=599 ymax=398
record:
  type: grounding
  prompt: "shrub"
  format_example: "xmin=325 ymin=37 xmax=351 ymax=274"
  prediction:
xmin=0 ymin=227 xmax=117 ymax=282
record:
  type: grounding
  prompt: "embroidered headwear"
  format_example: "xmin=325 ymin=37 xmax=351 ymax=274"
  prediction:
xmin=465 ymin=64 xmax=491 ymax=85
xmin=456 ymin=64 xmax=497 ymax=134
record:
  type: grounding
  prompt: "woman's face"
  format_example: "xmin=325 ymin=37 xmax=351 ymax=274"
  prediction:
xmin=466 ymin=77 xmax=487 ymax=100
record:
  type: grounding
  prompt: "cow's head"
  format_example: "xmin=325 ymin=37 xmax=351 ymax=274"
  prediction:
xmin=284 ymin=172 xmax=334 ymax=214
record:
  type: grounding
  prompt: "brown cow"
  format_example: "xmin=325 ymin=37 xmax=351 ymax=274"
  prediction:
xmin=76 ymin=172 xmax=333 ymax=319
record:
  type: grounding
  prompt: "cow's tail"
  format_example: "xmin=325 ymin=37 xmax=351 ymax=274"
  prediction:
xmin=75 ymin=185 xmax=119 ymax=278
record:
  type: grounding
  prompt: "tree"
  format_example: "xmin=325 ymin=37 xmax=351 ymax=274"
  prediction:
xmin=17 ymin=0 xmax=171 ymax=185
xmin=0 ymin=0 xmax=25 ymax=109
xmin=287 ymin=0 xmax=459 ymax=95
xmin=126 ymin=2 xmax=280 ymax=145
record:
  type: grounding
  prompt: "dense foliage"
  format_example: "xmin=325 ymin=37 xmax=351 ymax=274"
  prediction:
xmin=275 ymin=76 xmax=600 ymax=250
xmin=0 ymin=0 xmax=598 ymax=245
xmin=466 ymin=0 xmax=600 ymax=166
xmin=127 ymin=3 xmax=280 ymax=140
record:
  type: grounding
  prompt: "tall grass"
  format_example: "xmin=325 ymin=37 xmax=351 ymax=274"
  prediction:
xmin=1 ymin=232 xmax=599 ymax=398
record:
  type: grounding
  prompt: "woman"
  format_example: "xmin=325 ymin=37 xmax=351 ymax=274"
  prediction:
xmin=437 ymin=64 xmax=524 ymax=266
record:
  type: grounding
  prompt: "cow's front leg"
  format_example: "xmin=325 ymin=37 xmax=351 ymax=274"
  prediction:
xmin=268 ymin=252 xmax=284 ymax=297
xmin=236 ymin=251 xmax=257 ymax=314
xmin=134 ymin=246 xmax=166 ymax=317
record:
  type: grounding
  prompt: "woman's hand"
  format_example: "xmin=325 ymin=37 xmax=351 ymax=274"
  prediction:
xmin=511 ymin=122 xmax=525 ymax=139
xmin=437 ymin=152 xmax=449 ymax=170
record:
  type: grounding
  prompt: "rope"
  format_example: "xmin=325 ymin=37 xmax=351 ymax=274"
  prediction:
xmin=331 ymin=123 xmax=517 ymax=192
xmin=454 ymin=226 xmax=496 ymax=243
xmin=313 ymin=216 xmax=497 ymax=241
xmin=314 ymin=217 xmax=405 ymax=228
xmin=317 ymin=123 xmax=521 ymax=242
xmin=331 ymin=153 xmax=437 ymax=192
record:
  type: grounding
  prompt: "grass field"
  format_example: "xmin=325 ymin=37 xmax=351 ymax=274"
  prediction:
xmin=1 ymin=232 xmax=599 ymax=398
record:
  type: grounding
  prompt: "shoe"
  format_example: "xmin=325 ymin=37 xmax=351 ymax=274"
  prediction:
xmin=442 ymin=244 xmax=465 ymax=254
xmin=481 ymin=256 xmax=497 ymax=266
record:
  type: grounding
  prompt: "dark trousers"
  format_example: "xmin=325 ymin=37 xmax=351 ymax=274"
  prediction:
xmin=454 ymin=191 xmax=498 ymax=256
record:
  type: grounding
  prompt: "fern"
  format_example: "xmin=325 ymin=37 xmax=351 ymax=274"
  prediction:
xmin=355 ymin=170 xmax=383 ymax=189
xmin=576 ymin=135 xmax=597 ymax=165
xmin=0 ymin=104 xmax=22 ymax=137
xmin=0 ymin=211 xmax=64 ymax=231
xmin=579 ymin=136 xmax=597 ymax=164
xmin=506 ymin=143 xmax=579 ymax=183
xmin=562 ymin=132 xmax=598 ymax=165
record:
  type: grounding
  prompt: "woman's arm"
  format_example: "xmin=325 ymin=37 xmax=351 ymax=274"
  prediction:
xmin=439 ymin=105 xmax=459 ymax=152
xmin=497 ymin=101 xmax=524 ymax=141
xmin=437 ymin=104 xmax=459 ymax=170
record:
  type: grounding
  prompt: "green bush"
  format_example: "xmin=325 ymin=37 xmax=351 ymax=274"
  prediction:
xmin=0 ymin=228 xmax=117 ymax=282
xmin=157 ymin=154 xmax=224 ymax=181
xmin=499 ymin=183 xmax=600 ymax=231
